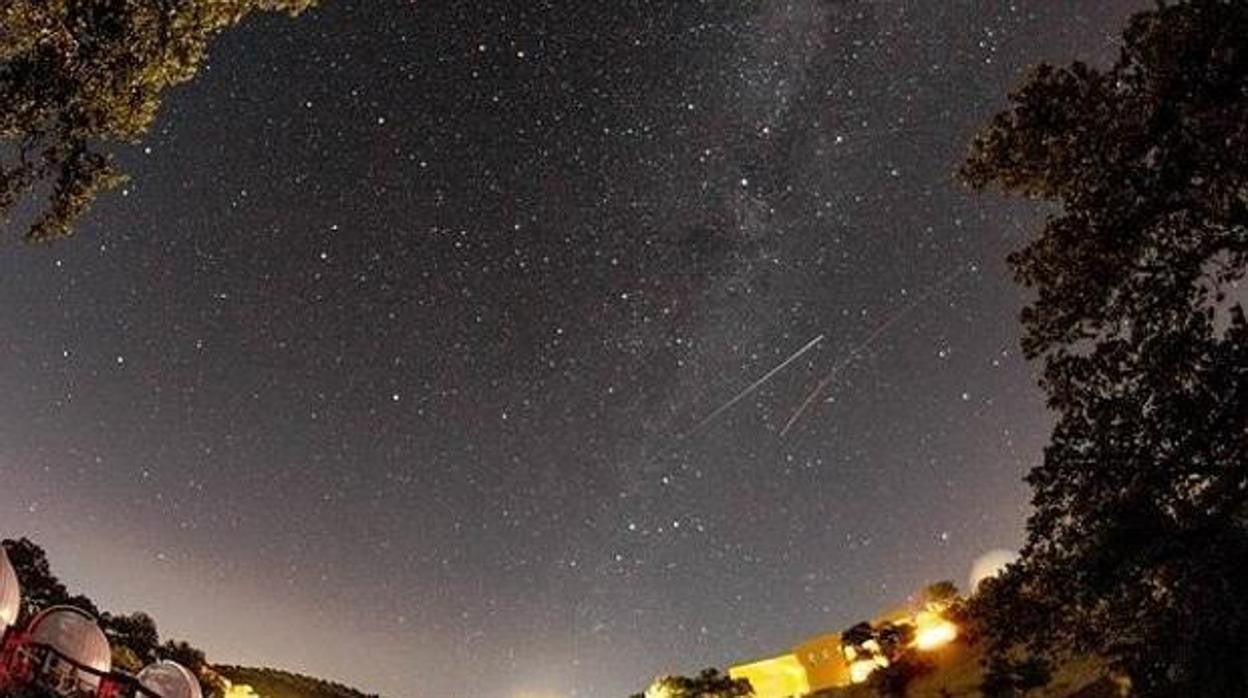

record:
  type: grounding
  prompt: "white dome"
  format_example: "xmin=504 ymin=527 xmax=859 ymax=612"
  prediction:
xmin=0 ymin=546 xmax=20 ymax=630
xmin=138 ymin=661 xmax=202 ymax=698
xmin=27 ymin=606 xmax=112 ymax=675
xmin=969 ymin=548 xmax=1019 ymax=591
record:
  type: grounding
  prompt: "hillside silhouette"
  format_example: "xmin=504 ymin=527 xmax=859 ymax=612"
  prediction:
xmin=214 ymin=666 xmax=378 ymax=698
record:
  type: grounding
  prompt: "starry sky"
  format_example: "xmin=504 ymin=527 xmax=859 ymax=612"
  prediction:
xmin=0 ymin=2 xmax=1150 ymax=697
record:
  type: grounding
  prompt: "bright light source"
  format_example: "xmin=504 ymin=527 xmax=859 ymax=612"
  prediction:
xmin=912 ymin=611 xmax=959 ymax=651
xmin=643 ymin=678 xmax=678 ymax=698
xmin=223 ymin=684 xmax=261 ymax=698
xmin=849 ymin=659 xmax=878 ymax=684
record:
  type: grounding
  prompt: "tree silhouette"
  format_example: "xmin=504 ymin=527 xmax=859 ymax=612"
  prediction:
xmin=630 ymin=668 xmax=753 ymax=698
xmin=979 ymin=651 xmax=1051 ymax=698
xmin=840 ymin=621 xmax=876 ymax=653
xmin=160 ymin=638 xmax=225 ymax=697
xmin=962 ymin=0 xmax=1248 ymax=694
xmin=917 ymin=581 xmax=958 ymax=607
xmin=1 ymin=537 xmax=219 ymax=682
xmin=158 ymin=639 xmax=208 ymax=674
xmin=102 ymin=611 xmax=161 ymax=667
xmin=840 ymin=619 xmax=931 ymax=698
xmin=0 ymin=0 xmax=315 ymax=242
xmin=2 ymin=537 xmax=375 ymax=698
xmin=1 ymin=537 xmax=99 ymax=622
xmin=214 ymin=666 xmax=380 ymax=698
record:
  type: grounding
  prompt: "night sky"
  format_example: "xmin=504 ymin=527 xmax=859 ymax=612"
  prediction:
xmin=0 ymin=2 xmax=1149 ymax=697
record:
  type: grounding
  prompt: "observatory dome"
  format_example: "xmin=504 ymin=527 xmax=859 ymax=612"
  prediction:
xmin=138 ymin=661 xmax=203 ymax=698
xmin=27 ymin=606 xmax=112 ymax=676
xmin=0 ymin=547 xmax=20 ymax=631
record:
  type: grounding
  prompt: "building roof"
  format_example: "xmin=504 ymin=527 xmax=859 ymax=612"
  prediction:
xmin=729 ymin=653 xmax=811 ymax=698
xmin=27 ymin=605 xmax=112 ymax=674
xmin=0 ymin=547 xmax=20 ymax=630
xmin=139 ymin=660 xmax=204 ymax=698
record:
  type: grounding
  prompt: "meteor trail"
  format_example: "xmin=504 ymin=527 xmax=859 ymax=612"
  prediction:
xmin=685 ymin=333 xmax=825 ymax=436
xmin=780 ymin=264 xmax=974 ymax=437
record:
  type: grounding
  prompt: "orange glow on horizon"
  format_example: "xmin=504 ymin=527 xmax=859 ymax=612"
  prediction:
xmin=222 ymin=681 xmax=262 ymax=698
xmin=912 ymin=610 xmax=958 ymax=651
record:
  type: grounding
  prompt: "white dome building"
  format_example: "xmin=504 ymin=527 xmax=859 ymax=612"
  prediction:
xmin=969 ymin=549 xmax=1019 ymax=592
xmin=24 ymin=605 xmax=112 ymax=695
xmin=137 ymin=661 xmax=202 ymax=698
xmin=0 ymin=547 xmax=20 ymax=633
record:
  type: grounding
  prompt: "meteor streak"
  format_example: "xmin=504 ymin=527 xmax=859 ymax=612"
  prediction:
xmin=780 ymin=264 xmax=973 ymax=437
xmin=686 ymin=333 xmax=825 ymax=436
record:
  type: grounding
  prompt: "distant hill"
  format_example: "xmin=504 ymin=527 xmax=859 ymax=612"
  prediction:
xmin=214 ymin=665 xmax=379 ymax=698
xmin=896 ymin=643 xmax=1116 ymax=698
xmin=809 ymin=641 xmax=1120 ymax=698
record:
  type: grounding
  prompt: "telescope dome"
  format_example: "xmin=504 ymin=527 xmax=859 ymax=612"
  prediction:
xmin=27 ymin=605 xmax=112 ymax=676
xmin=0 ymin=547 xmax=20 ymax=631
xmin=138 ymin=660 xmax=203 ymax=698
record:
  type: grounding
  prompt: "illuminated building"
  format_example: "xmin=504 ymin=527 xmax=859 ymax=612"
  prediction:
xmin=793 ymin=634 xmax=852 ymax=689
xmin=727 ymin=602 xmax=960 ymax=696
xmin=728 ymin=634 xmax=849 ymax=698
xmin=729 ymin=653 xmax=811 ymax=698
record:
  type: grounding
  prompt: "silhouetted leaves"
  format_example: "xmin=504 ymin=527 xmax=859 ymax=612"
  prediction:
xmin=918 ymin=581 xmax=958 ymax=607
xmin=2 ymin=539 xmax=374 ymax=698
xmin=2 ymin=537 xmax=99 ymax=622
xmin=0 ymin=0 xmax=315 ymax=241
xmin=840 ymin=619 xmax=931 ymax=697
xmin=2 ymin=538 xmax=210 ymax=689
xmin=963 ymin=1 xmax=1248 ymax=695
xmin=102 ymin=612 xmax=161 ymax=670
xmin=980 ymin=653 xmax=1051 ymax=698
xmin=629 ymin=668 xmax=753 ymax=698
xmin=214 ymin=666 xmax=379 ymax=698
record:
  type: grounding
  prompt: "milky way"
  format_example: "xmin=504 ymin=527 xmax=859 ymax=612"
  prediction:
xmin=0 ymin=2 xmax=1149 ymax=697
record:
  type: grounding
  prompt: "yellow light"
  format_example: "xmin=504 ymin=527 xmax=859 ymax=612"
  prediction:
xmin=849 ymin=659 xmax=878 ymax=684
xmin=728 ymin=655 xmax=811 ymax=698
xmin=912 ymin=611 xmax=958 ymax=651
xmin=846 ymin=649 xmax=889 ymax=684
xmin=223 ymin=684 xmax=262 ymax=698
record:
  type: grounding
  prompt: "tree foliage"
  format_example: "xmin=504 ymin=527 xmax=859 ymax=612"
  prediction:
xmin=102 ymin=611 xmax=161 ymax=669
xmin=962 ymin=0 xmax=1248 ymax=694
xmin=1 ymin=538 xmax=210 ymax=684
xmin=866 ymin=657 xmax=932 ymax=698
xmin=2 ymin=539 xmax=377 ymax=698
xmin=630 ymin=668 xmax=753 ymax=698
xmin=841 ymin=620 xmax=913 ymax=665
xmin=917 ymin=581 xmax=959 ymax=608
xmin=840 ymin=619 xmax=931 ymax=698
xmin=978 ymin=651 xmax=1051 ymax=698
xmin=159 ymin=638 xmax=209 ymax=674
xmin=214 ymin=665 xmax=380 ymax=698
xmin=2 ymin=537 xmax=100 ymax=623
xmin=0 ymin=0 xmax=315 ymax=241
